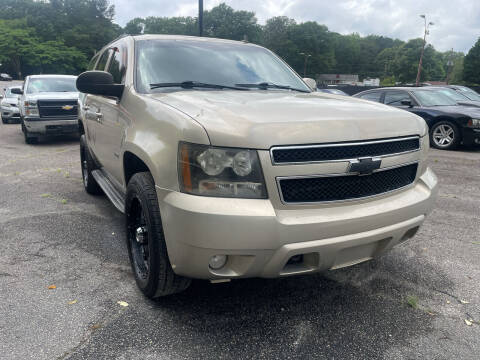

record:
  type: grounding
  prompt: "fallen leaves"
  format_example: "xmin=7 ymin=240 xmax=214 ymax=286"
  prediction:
xmin=90 ymin=323 xmax=102 ymax=330
xmin=117 ymin=301 xmax=129 ymax=307
xmin=47 ymin=284 xmax=56 ymax=290
xmin=67 ymin=299 xmax=77 ymax=305
xmin=465 ymin=319 xmax=473 ymax=326
xmin=460 ymin=300 xmax=470 ymax=304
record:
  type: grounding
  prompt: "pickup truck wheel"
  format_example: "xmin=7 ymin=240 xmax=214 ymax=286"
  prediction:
xmin=80 ymin=135 xmax=103 ymax=195
xmin=430 ymin=121 xmax=460 ymax=150
xmin=126 ymin=172 xmax=191 ymax=298
xmin=23 ymin=128 xmax=37 ymax=144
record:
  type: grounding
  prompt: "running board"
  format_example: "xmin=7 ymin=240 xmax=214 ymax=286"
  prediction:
xmin=91 ymin=170 xmax=126 ymax=213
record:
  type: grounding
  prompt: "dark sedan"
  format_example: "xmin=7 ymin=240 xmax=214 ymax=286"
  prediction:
xmin=353 ymin=87 xmax=480 ymax=150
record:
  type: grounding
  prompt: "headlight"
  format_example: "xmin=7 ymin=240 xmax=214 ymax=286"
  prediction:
xmin=24 ymin=100 xmax=39 ymax=117
xmin=178 ymin=142 xmax=267 ymax=199
xmin=467 ymin=118 xmax=480 ymax=128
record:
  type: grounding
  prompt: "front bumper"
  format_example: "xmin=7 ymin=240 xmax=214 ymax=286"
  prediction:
xmin=462 ymin=127 xmax=480 ymax=146
xmin=157 ymin=167 xmax=438 ymax=280
xmin=1 ymin=106 xmax=20 ymax=121
xmin=23 ymin=118 xmax=79 ymax=135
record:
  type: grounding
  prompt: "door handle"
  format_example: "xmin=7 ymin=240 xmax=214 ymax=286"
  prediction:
xmin=95 ymin=112 xmax=103 ymax=122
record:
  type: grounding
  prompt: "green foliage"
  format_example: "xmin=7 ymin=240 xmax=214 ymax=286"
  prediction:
xmin=464 ymin=38 xmax=480 ymax=84
xmin=380 ymin=76 xmax=396 ymax=86
xmin=0 ymin=0 xmax=120 ymax=78
xmin=0 ymin=0 xmax=471 ymax=84
xmin=203 ymin=3 xmax=261 ymax=43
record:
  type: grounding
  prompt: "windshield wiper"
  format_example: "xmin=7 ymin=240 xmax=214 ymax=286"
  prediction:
xmin=150 ymin=81 xmax=248 ymax=91
xmin=235 ymin=82 xmax=310 ymax=93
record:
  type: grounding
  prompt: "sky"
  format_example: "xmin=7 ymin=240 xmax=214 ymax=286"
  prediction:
xmin=110 ymin=0 xmax=480 ymax=53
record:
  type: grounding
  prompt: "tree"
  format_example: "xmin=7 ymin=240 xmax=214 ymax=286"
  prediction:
xmin=203 ymin=3 xmax=261 ymax=42
xmin=0 ymin=19 xmax=87 ymax=78
xmin=464 ymin=38 xmax=480 ymax=84
xmin=124 ymin=17 xmax=146 ymax=35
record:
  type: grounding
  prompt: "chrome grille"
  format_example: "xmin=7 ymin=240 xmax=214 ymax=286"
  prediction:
xmin=271 ymin=136 xmax=420 ymax=165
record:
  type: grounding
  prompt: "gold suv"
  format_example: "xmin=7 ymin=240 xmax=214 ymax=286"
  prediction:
xmin=76 ymin=35 xmax=438 ymax=298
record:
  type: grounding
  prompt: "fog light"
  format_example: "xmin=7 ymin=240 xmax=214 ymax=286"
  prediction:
xmin=209 ymin=255 xmax=228 ymax=270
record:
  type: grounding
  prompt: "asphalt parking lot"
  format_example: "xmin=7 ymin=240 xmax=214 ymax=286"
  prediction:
xmin=0 ymin=120 xmax=479 ymax=359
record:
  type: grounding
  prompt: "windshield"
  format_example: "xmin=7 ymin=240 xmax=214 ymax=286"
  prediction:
xmin=5 ymin=88 xmax=20 ymax=98
xmin=413 ymin=90 xmax=458 ymax=106
xmin=434 ymin=88 xmax=469 ymax=102
xmin=26 ymin=78 xmax=77 ymax=94
xmin=456 ymin=86 xmax=480 ymax=101
xmin=135 ymin=40 xmax=310 ymax=93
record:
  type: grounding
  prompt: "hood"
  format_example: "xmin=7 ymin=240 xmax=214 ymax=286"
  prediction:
xmin=25 ymin=92 xmax=79 ymax=101
xmin=1 ymin=96 xmax=19 ymax=107
xmin=148 ymin=90 xmax=426 ymax=149
xmin=457 ymin=100 xmax=480 ymax=108
xmin=424 ymin=105 xmax=480 ymax=117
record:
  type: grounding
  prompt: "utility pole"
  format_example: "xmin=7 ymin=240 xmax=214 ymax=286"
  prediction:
xmin=299 ymin=52 xmax=312 ymax=77
xmin=445 ymin=48 xmax=454 ymax=84
xmin=415 ymin=15 xmax=434 ymax=86
xmin=199 ymin=0 xmax=203 ymax=37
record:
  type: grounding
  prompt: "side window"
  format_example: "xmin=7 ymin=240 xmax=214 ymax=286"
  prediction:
xmin=95 ymin=49 xmax=112 ymax=71
xmin=108 ymin=45 xmax=128 ymax=84
xmin=384 ymin=91 xmax=411 ymax=106
xmin=88 ymin=54 xmax=100 ymax=71
xmin=360 ymin=92 xmax=382 ymax=102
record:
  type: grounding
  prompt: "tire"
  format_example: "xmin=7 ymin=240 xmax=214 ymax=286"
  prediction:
xmin=1 ymin=116 xmax=6 ymax=124
xmin=430 ymin=121 xmax=460 ymax=150
xmin=126 ymin=172 xmax=191 ymax=298
xmin=80 ymin=134 xmax=103 ymax=195
xmin=23 ymin=127 xmax=37 ymax=144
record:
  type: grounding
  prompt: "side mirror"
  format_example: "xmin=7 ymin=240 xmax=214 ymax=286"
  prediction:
xmin=303 ymin=77 xmax=317 ymax=91
xmin=11 ymin=88 xmax=23 ymax=95
xmin=76 ymin=71 xmax=124 ymax=98
xmin=401 ymin=100 xmax=413 ymax=107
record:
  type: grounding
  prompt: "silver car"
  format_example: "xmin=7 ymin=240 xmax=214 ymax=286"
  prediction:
xmin=13 ymin=75 xmax=79 ymax=144
xmin=1 ymin=86 xmax=21 ymax=124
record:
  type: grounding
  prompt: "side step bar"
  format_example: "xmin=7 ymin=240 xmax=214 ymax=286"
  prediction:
xmin=91 ymin=170 xmax=126 ymax=213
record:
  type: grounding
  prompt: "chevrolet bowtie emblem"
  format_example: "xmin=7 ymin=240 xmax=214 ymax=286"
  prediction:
xmin=348 ymin=157 xmax=382 ymax=175
xmin=62 ymin=105 xmax=74 ymax=110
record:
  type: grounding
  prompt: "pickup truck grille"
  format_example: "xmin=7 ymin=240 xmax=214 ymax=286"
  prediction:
xmin=37 ymin=100 xmax=78 ymax=118
xmin=278 ymin=163 xmax=418 ymax=204
xmin=271 ymin=136 xmax=420 ymax=164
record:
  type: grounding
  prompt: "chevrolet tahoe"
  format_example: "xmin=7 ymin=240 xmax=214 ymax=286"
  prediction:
xmin=76 ymin=35 xmax=438 ymax=298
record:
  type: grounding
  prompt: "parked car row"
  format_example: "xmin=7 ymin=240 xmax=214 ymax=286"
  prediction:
xmin=354 ymin=86 xmax=480 ymax=150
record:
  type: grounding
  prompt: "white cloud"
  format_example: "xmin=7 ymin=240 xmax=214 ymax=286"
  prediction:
xmin=110 ymin=0 xmax=480 ymax=52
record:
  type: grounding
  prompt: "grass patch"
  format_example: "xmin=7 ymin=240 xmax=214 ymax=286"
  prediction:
xmin=406 ymin=295 xmax=419 ymax=309
xmin=40 ymin=193 xmax=51 ymax=198
xmin=60 ymin=199 xmax=68 ymax=204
